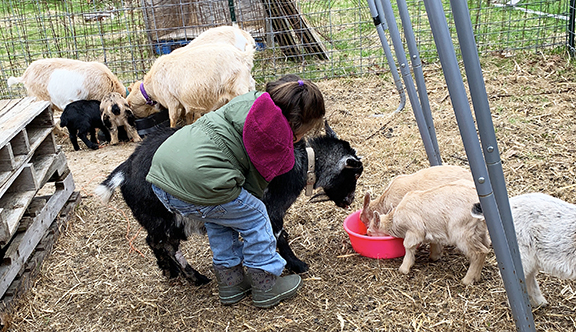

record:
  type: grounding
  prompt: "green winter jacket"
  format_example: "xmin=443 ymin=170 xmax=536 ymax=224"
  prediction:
xmin=146 ymin=91 xmax=270 ymax=205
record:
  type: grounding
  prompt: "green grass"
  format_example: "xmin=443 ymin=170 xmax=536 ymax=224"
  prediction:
xmin=0 ymin=0 xmax=570 ymax=98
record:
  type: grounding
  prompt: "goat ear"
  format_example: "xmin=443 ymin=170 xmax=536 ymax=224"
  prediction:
xmin=363 ymin=192 xmax=371 ymax=210
xmin=345 ymin=157 xmax=362 ymax=169
xmin=324 ymin=120 xmax=338 ymax=139
xmin=370 ymin=211 xmax=381 ymax=230
xmin=471 ymin=202 xmax=484 ymax=219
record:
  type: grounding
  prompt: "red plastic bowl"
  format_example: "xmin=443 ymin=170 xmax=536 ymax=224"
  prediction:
xmin=343 ymin=210 xmax=405 ymax=259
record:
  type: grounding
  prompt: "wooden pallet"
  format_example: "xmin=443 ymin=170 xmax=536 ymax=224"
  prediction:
xmin=0 ymin=190 xmax=80 ymax=326
xmin=0 ymin=98 xmax=62 ymax=246
xmin=0 ymin=98 xmax=76 ymax=302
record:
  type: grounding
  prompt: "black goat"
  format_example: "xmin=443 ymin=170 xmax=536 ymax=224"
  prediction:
xmin=95 ymin=122 xmax=363 ymax=285
xmin=60 ymin=100 xmax=111 ymax=151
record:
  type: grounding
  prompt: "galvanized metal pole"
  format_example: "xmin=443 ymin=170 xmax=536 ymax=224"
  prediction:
xmin=366 ymin=0 xmax=406 ymax=113
xmin=374 ymin=0 xmax=442 ymax=166
xmin=423 ymin=0 xmax=536 ymax=330
xmin=394 ymin=0 xmax=441 ymax=164
xmin=449 ymin=0 xmax=534 ymax=311
xmin=570 ymin=0 xmax=576 ymax=56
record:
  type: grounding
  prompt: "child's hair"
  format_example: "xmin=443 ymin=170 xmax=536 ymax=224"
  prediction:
xmin=265 ymin=74 xmax=325 ymax=137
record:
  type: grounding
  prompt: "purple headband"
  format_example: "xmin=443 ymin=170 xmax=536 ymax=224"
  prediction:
xmin=298 ymin=80 xmax=304 ymax=86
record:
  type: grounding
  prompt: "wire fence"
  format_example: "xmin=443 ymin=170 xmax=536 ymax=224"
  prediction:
xmin=0 ymin=0 xmax=570 ymax=100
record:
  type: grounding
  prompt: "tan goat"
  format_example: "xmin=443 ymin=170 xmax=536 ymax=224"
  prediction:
xmin=126 ymin=25 xmax=256 ymax=126
xmin=126 ymin=42 xmax=255 ymax=127
xmin=172 ymin=25 xmax=255 ymax=55
xmin=369 ymin=179 xmax=490 ymax=285
xmin=361 ymin=165 xmax=473 ymax=229
xmin=7 ymin=58 xmax=126 ymax=112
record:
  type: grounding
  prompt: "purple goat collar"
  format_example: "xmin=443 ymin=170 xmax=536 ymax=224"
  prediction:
xmin=139 ymin=82 xmax=156 ymax=106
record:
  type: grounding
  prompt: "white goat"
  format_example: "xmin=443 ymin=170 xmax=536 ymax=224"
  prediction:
xmin=369 ymin=179 xmax=490 ymax=285
xmin=471 ymin=193 xmax=576 ymax=306
xmin=361 ymin=165 xmax=473 ymax=228
xmin=7 ymin=58 xmax=126 ymax=112
xmin=126 ymin=42 xmax=255 ymax=127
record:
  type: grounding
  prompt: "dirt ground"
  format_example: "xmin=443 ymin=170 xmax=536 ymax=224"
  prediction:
xmin=4 ymin=51 xmax=576 ymax=331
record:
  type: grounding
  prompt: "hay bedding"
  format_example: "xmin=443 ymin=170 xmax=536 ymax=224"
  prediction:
xmin=4 ymin=52 xmax=576 ymax=331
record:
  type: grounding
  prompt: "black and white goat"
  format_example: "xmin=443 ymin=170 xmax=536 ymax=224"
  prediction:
xmin=60 ymin=99 xmax=110 ymax=151
xmin=95 ymin=122 xmax=363 ymax=285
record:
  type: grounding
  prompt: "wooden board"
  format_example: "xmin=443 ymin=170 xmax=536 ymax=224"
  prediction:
xmin=0 ymin=148 xmax=68 ymax=246
xmin=0 ymin=98 xmax=51 ymax=148
xmin=0 ymin=191 xmax=80 ymax=323
xmin=0 ymin=172 xmax=75 ymax=298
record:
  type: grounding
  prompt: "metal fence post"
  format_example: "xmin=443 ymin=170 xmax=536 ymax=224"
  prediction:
xmin=366 ymin=0 xmax=406 ymax=113
xmin=422 ymin=0 xmax=536 ymax=330
xmin=373 ymin=0 xmax=442 ymax=166
xmin=368 ymin=0 xmax=537 ymax=329
xmin=450 ymin=0 xmax=534 ymax=313
xmin=569 ymin=0 xmax=576 ymax=55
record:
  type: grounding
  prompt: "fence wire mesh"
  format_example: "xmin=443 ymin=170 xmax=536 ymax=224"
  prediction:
xmin=0 ymin=0 xmax=570 ymax=99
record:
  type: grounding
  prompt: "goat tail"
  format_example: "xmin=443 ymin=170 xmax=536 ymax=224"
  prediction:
xmin=7 ymin=76 xmax=22 ymax=87
xmin=94 ymin=162 xmax=127 ymax=203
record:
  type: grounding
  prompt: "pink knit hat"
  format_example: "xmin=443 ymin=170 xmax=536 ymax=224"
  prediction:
xmin=243 ymin=93 xmax=295 ymax=181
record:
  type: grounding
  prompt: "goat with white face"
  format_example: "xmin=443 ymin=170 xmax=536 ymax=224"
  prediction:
xmin=369 ymin=179 xmax=490 ymax=285
xmin=472 ymin=193 xmax=576 ymax=306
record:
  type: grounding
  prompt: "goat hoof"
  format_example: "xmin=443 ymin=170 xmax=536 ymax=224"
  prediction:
xmin=162 ymin=268 xmax=180 ymax=279
xmin=193 ymin=274 xmax=211 ymax=286
xmin=286 ymin=260 xmax=309 ymax=274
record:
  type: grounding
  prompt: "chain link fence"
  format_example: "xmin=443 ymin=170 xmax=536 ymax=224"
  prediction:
xmin=0 ymin=0 xmax=570 ymax=99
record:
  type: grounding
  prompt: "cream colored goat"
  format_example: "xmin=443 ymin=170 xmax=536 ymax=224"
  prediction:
xmin=7 ymin=58 xmax=126 ymax=112
xmin=369 ymin=179 xmax=490 ymax=285
xmin=127 ymin=42 xmax=255 ymax=127
xmin=361 ymin=165 xmax=473 ymax=228
xmin=172 ymin=25 xmax=255 ymax=55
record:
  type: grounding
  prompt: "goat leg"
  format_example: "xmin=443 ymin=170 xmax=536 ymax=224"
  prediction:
xmin=68 ymin=131 xmax=81 ymax=151
xmin=174 ymin=249 xmax=211 ymax=285
xmin=146 ymin=235 xmax=181 ymax=278
xmin=146 ymin=235 xmax=210 ymax=286
xmin=78 ymin=130 xmax=99 ymax=150
xmin=125 ymin=123 xmax=142 ymax=143
xmin=109 ymin=127 xmax=119 ymax=145
xmin=101 ymin=126 xmax=112 ymax=143
xmin=277 ymin=229 xmax=309 ymax=273
xmin=89 ymin=127 xmax=98 ymax=145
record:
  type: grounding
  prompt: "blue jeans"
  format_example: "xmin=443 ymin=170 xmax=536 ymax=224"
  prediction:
xmin=151 ymin=185 xmax=287 ymax=276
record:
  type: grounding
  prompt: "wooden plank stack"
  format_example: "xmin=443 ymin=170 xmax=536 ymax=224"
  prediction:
xmin=0 ymin=98 xmax=79 ymax=313
xmin=262 ymin=0 xmax=329 ymax=61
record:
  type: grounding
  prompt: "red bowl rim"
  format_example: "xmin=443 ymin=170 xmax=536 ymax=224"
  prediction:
xmin=343 ymin=210 xmax=400 ymax=241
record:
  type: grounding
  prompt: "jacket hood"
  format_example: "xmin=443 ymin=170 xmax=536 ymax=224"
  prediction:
xmin=243 ymin=92 xmax=295 ymax=181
